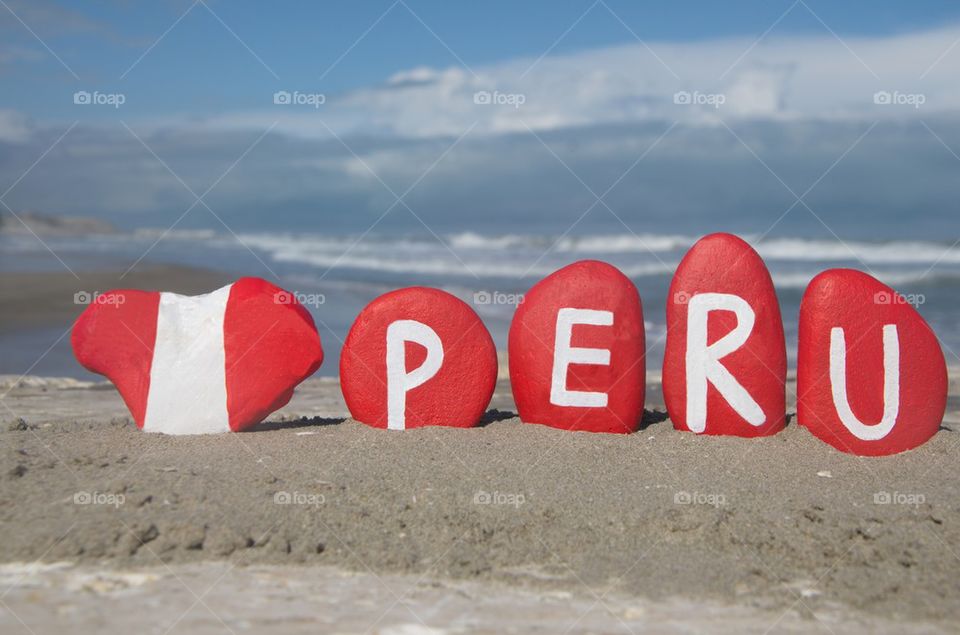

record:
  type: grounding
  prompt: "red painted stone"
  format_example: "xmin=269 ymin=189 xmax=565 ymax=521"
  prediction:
xmin=71 ymin=277 xmax=323 ymax=433
xmin=71 ymin=289 xmax=158 ymax=427
xmin=663 ymin=233 xmax=786 ymax=437
xmin=339 ymin=287 xmax=497 ymax=429
xmin=797 ymin=269 xmax=947 ymax=456
xmin=508 ymin=260 xmax=645 ymax=433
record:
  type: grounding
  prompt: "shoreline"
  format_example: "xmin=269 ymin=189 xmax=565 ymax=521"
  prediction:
xmin=0 ymin=266 xmax=234 ymax=333
xmin=0 ymin=561 xmax=947 ymax=634
xmin=0 ymin=266 xmax=237 ymax=378
xmin=2 ymin=373 xmax=959 ymax=630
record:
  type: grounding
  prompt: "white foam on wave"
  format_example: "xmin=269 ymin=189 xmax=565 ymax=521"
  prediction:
xmin=266 ymin=247 xmax=673 ymax=279
xmin=557 ymin=234 xmax=693 ymax=254
xmin=176 ymin=231 xmax=960 ymax=284
xmin=756 ymin=238 xmax=960 ymax=265
xmin=237 ymin=231 xmax=675 ymax=277
xmin=179 ymin=229 xmax=960 ymax=264
xmin=448 ymin=231 xmax=694 ymax=253
xmin=769 ymin=269 xmax=945 ymax=290
xmin=132 ymin=228 xmax=218 ymax=241
xmin=449 ymin=232 xmax=960 ymax=264
xmin=448 ymin=232 xmax=544 ymax=250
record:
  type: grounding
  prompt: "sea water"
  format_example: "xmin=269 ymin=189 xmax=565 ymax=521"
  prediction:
xmin=3 ymin=225 xmax=959 ymax=379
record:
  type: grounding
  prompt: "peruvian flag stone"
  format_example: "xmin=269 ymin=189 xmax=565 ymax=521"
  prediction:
xmin=509 ymin=260 xmax=645 ymax=433
xmin=797 ymin=269 xmax=947 ymax=456
xmin=71 ymin=277 xmax=323 ymax=434
xmin=663 ymin=233 xmax=786 ymax=437
xmin=339 ymin=287 xmax=497 ymax=429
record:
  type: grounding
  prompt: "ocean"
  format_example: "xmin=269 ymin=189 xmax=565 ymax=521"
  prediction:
xmin=3 ymin=225 xmax=959 ymax=379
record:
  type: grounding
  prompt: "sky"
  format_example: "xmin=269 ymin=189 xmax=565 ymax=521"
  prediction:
xmin=2 ymin=0 xmax=960 ymax=240
xmin=4 ymin=0 xmax=960 ymax=120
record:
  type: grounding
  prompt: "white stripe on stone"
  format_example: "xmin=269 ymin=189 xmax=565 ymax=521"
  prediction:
xmin=143 ymin=284 xmax=232 ymax=435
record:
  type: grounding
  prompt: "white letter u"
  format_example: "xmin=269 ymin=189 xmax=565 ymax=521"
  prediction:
xmin=829 ymin=325 xmax=900 ymax=441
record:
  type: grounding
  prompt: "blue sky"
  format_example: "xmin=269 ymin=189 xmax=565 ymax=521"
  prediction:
xmin=4 ymin=0 xmax=960 ymax=120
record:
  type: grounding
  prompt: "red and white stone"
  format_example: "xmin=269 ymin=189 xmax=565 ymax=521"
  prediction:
xmin=339 ymin=287 xmax=498 ymax=429
xmin=797 ymin=269 xmax=947 ymax=456
xmin=663 ymin=233 xmax=786 ymax=437
xmin=509 ymin=260 xmax=645 ymax=433
xmin=71 ymin=277 xmax=323 ymax=434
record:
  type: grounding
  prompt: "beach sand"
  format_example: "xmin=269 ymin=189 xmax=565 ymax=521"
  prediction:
xmin=1 ymin=373 xmax=959 ymax=634
xmin=2 ymin=267 xmax=959 ymax=633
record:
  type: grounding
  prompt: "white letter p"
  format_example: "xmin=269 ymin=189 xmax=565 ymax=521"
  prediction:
xmin=386 ymin=320 xmax=444 ymax=430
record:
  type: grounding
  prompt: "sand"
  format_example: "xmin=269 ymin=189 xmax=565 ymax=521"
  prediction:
xmin=2 ymin=373 xmax=960 ymax=633
xmin=0 ymin=562 xmax=949 ymax=634
xmin=2 ymin=266 xmax=960 ymax=632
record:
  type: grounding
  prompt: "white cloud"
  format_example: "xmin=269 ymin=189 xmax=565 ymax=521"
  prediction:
xmin=156 ymin=24 xmax=960 ymax=141
xmin=3 ymin=24 xmax=960 ymax=233
xmin=0 ymin=110 xmax=33 ymax=143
